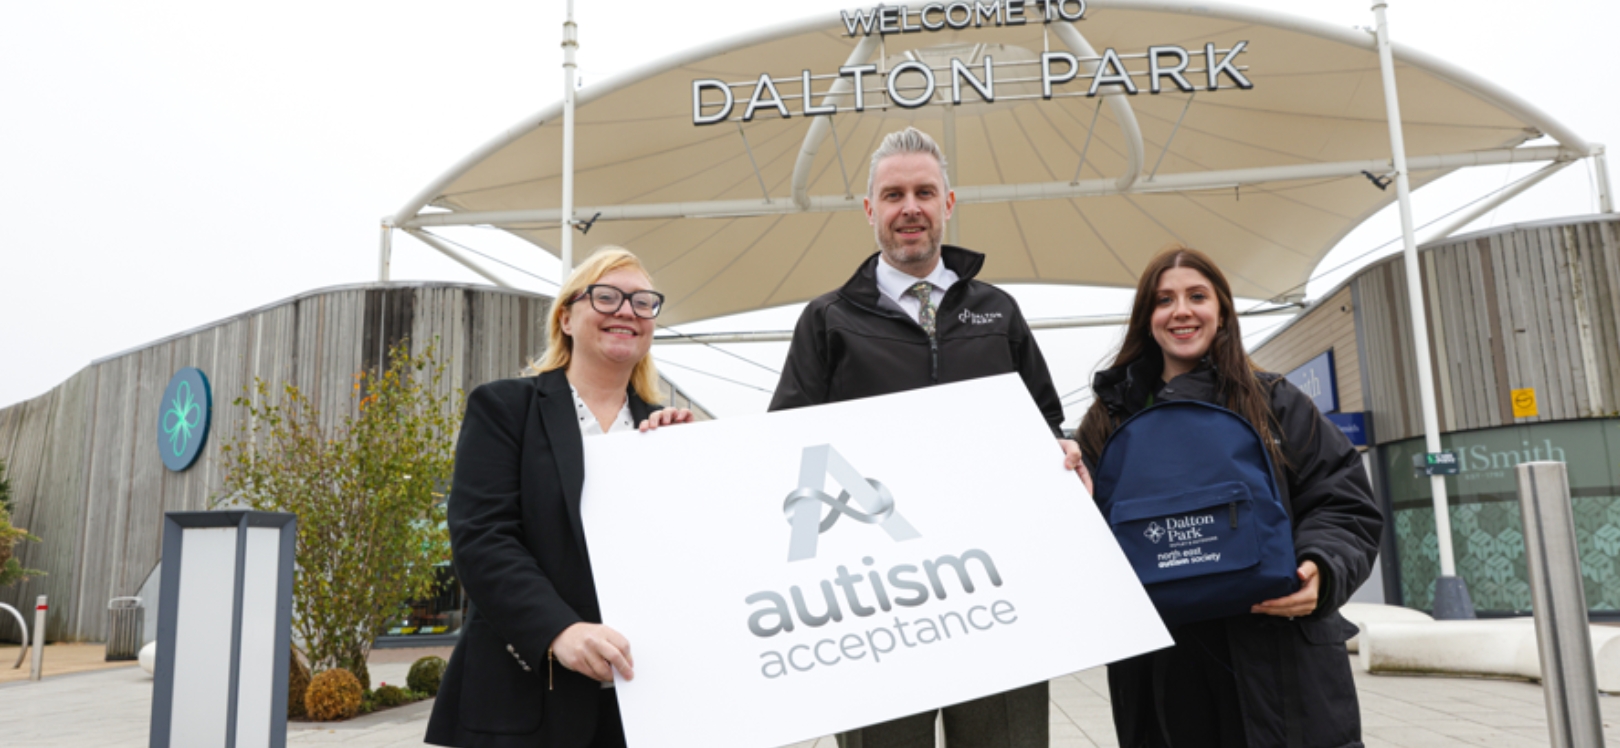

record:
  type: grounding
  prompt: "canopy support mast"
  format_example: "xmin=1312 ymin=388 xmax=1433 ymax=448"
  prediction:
xmin=1374 ymin=0 xmax=1473 ymax=619
xmin=377 ymin=220 xmax=393 ymax=282
xmin=1594 ymin=145 xmax=1614 ymax=213
xmin=560 ymin=0 xmax=579 ymax=276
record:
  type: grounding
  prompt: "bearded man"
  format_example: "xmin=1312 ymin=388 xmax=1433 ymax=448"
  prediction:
xmin=769 ymin=126 xmax=1079 ymax=748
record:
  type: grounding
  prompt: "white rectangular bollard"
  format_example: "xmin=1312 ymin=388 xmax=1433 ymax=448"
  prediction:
xmin=149 ymin=511 xmax=296 ymax=748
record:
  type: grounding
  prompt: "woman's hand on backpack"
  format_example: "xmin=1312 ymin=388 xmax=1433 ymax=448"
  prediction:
xmin=1252 ymin=559 xmax=1319 ymax=619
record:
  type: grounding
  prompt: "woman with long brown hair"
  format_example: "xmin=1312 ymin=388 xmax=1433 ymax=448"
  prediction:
xmin=1077 ymin=245 xmax=1382 ymax=748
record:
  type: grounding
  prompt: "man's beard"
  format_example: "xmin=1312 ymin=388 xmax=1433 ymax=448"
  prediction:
xmin=876 ymin=222 xmax=942 ymax=266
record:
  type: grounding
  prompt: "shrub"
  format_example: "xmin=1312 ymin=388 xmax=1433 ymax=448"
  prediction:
xmin=287 ymin=648 xmax=311 ymax=719
xmin=407 ymin=655 xmax=446 ymax=695
xmin=219 ymin=342 xmax=459 ymax=686
xmin=373 ymin=684 xmax=412 ymax=708
xmin=305 ymin=668 xmax=364 ymax=721
xmin=0 ymin=457 xmax=43 ymax=589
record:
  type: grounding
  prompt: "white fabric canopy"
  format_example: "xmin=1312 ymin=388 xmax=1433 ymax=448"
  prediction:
xmin=392 ymin=0 xmax=1590 ymax=325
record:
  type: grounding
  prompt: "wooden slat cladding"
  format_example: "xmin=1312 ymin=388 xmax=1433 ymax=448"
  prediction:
xmin=1252 ymin=216 xmax=1620 ymax=448
xmin=1249 ymin=287 xmax=1364 ymax=414
xmin=0 ymin=283 xmax=712 ymax=642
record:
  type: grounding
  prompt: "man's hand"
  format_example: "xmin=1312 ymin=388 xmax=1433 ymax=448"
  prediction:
xmin=1252 ymin=559 xmax=1320 ymax=619
xmin=551 ymin=622 xmax=635 ymax=682
xmin=639 ymin=408 xmax=694 ymax=432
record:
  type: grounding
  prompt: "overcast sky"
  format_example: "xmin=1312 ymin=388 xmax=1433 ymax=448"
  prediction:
xmin=3 ymin=0 xmax=1615 ymax=428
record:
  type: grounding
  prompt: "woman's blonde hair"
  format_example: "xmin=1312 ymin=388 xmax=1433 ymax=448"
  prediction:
xmin=528 ymin=246 xmax=663 ymax=404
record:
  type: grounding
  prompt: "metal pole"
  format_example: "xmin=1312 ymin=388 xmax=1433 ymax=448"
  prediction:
xmin=29 ymin=595 xmax=45 ymax=680
xmin=943 ymin=105 xmax=960 ymax=246
xmin=1593 ymin=145 xmax=1614 ymax=214
xmin=378 ymin=221 xmax=393 ymax=282
xmin=1420 ymin=161 xmax=1572 ymax=245
xmin=0 ymin=602 xmax=27 ymax=669
xmin=1516 ymin=461 xmax=1605 ymax=748
xmin=560 ymin=0 xmax=578 ymax=276
xmin=404 ymin=229 xmax=515 ymax=288
xmin=1371 ymin=1 xmax=1472 ymax=618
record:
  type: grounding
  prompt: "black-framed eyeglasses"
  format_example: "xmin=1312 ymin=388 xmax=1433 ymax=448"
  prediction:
xmin=569 ymin=284 xmax=665 ymax=319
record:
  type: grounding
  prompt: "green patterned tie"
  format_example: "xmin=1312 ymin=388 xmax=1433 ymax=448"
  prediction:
xmin=907 ymin=281 xmax=936 ymax=338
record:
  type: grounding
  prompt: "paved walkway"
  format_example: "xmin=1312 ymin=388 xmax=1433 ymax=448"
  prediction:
xmin=8 ymin=654 xmax=1620 ymax=747
xmin=0 ymin=643 xmax=136 ymax=685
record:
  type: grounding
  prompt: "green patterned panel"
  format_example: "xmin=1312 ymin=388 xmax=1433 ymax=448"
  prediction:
xmin=1383 ymin=419 xmax=1620 ymax=615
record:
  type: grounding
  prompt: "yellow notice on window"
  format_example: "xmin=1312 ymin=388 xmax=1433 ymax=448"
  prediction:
xmin=1511 ymin=387 xmax=1539 ymax=418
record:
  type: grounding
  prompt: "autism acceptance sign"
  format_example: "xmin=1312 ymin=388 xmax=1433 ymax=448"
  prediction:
xmin=582 ymin=374 xmax=1170 ymax=748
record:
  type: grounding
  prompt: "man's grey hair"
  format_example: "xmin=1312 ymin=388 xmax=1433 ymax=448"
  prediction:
xmin=867 ymin=127 xmax=951 ymax=196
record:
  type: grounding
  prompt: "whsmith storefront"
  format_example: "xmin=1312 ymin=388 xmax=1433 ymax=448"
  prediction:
xmin=1251 ymin=215 xmax=1620 ymax=616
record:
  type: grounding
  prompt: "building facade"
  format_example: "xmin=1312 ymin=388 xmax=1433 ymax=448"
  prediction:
xmin=1250 ymin=214 xmax=1620 ymax=615
xmin=0 ymin=282 xmax=710 ymax=643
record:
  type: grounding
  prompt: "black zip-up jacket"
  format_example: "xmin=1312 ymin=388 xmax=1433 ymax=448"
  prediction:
xmin=769 ymin=245 xmax=1065 ymax=436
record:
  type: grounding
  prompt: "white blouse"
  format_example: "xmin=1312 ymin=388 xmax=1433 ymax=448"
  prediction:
xmin=570 ymin=384 xmax=634 ymax=437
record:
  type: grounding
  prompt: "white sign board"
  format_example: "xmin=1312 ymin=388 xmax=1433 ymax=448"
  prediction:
xmin=582 ymin=374 xmax=1170 ymax=748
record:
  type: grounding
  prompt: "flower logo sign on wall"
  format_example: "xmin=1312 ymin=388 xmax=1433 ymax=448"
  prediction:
xmin=157 ymin=367 xmax=212 ymax=472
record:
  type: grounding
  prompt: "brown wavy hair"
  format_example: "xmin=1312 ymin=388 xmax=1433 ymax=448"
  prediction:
xmin=1076 ymin=244 xmax=1284 ymax=469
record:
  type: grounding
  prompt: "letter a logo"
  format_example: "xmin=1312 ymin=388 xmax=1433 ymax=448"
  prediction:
xmin=783 ymin=444 xmax=921 ymax=562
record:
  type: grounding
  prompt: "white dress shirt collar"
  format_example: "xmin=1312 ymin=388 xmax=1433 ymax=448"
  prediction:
xmin=875 ymin=254 xmax=959 ymax=322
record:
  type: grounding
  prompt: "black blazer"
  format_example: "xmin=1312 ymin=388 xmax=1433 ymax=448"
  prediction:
xmin=426 ymin=369 xmax=659 ymax=748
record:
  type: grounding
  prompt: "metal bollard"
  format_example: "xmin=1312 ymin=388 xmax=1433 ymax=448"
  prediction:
xmin=0 ymin=602 xmax=26 ymax=669
xmin=1516 ymin=461 xmax=1604 ymax=748
xmin=29 ymin=595 xmax=46 ymax=681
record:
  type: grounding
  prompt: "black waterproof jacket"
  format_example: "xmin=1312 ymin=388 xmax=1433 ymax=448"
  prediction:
xmin=769 ymin=245 xmax=1065 ymax=436
xmin=1086 ymin=357 xmax=1383 ymax=748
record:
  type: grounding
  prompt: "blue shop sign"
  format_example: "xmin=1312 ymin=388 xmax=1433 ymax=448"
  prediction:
xmin=157 ymin=367 xmax=212 ymax=472
xmin=1326 ymin=412 xmax=1369 ymax=448
xmin=1285 ymin=350 xmax=1338 ymax=414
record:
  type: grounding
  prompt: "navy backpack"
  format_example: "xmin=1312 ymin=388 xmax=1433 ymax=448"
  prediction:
xmin=1094 ymin=400 xmax=1299 ymax=627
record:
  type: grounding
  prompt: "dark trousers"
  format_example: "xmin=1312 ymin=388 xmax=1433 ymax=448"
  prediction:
xmin=835 ymin=681 xmax=1049 ymax=748
xmin=591 ymin=688 xmax=628 ymax=748
xmin=1108 ymin=619 xmax=1247 ymax=748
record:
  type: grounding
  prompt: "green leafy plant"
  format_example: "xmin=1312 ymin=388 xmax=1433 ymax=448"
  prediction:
xmin=407 ymin=654 xmax=446 ymax=695
xmin=288 ymin=646 xmax=311 ymax=719
xmin=0 ymin=457 xmax=44 ymax=589
xmin=220 ymin=342 xmax=460 ymax=688
xmin=0 ymin=457 xmax=11 ymax=514
xmin=372 ymin=683 xmax=413 ymax=708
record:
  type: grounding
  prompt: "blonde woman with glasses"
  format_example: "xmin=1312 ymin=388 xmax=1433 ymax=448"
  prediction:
xmin=427 ymin=247 xmax=692 ymax=748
